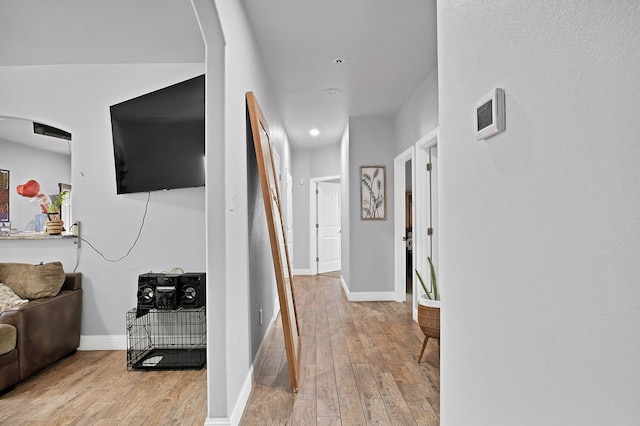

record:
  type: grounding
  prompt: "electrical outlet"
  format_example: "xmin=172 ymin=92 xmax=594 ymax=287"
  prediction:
xmin=259 ymin=308 xmax=263 ymax=325
xmin=72 ymin=221 xmax=80 ymax=236
xmin=72 ymin=221 xmax=81 ymax=248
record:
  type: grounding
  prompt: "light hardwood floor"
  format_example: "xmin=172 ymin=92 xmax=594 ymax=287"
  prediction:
xmin=240 ymin=273 xmax=440 ymax=425
xmin=0 ymin=349 xmax=207 ymax=425
xmin=0 ymin=273 xmax=439 ymax=425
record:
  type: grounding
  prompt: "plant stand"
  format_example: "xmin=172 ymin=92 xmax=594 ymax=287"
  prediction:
xmin=417 ymin=300 xmax=440 ymax=363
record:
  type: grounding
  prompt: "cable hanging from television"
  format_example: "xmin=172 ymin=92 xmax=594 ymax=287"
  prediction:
xmin=77 ymin=192 xmax=151 ymax=263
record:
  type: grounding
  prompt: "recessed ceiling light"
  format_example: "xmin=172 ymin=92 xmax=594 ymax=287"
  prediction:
xmin=310 ymin=128 xmax=320 ymax=137
xmin=324 ymin=88 xmax=341 ymax=95
xmin=331 ymin=57 xmax=346 ymax=65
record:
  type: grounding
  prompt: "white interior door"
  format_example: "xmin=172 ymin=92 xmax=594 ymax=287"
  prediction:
xmin=317 ymin=181 xmax=341 ymax=273
xmin=428 ymin=146 xmax=439 ymax=274
xmin=414 ymin=128 xmax=438 ymax=319
xmin=394 ymin=146 xmax=414 ymax=302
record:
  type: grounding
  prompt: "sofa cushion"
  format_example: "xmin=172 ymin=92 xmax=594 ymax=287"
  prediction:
xmin=0 ymin=262 xmax=65 ymax=299
xmin=0 ymin=283 xmax=29 ymax=313
xmin=0 ymin=323 xmax=17 ymax=356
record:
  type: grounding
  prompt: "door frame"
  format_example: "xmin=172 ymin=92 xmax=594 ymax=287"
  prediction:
xmin=393 ymin=146 xmax=415 ymax=302
xmin=309 ymin=174 xmax=341 ymax=275
xmin=413 ymin=128 xmax=439 ymax=319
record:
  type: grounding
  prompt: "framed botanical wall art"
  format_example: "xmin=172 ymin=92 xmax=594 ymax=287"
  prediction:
xmin=360 ymin=165 xmax=386 ymax=220
xmin=0 ymin=169 xmax=9 ymax=222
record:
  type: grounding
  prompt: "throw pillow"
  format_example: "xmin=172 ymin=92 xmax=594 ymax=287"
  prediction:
xmin=0 ymin=282 xmax=29 ymax=313
xmin=0 ymin=324 xmax=17 ymax=355
xmin=0 ymin=262 xmax=65 ymax=299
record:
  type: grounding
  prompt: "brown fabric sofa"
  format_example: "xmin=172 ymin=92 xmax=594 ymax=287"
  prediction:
xmin=0 ymin=265 xmax=82 ymax=394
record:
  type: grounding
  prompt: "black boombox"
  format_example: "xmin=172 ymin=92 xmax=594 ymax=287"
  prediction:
xmin=137 ymin=272 xmax=206 ymax=310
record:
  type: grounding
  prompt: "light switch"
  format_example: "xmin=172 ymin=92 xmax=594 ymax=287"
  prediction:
xmin=229 ymin=187 xmax=236 ymax=211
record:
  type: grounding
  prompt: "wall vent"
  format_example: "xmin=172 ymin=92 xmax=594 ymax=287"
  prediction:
xmin=33 ymin=122 xmax=71 ymax=140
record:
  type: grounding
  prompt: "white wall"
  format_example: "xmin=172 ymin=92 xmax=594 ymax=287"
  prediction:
xmin=340 ymin=126 xmax=350 ymax=286
xmin=438 ymin=2 xmax=640 ymax=425
xmin=0 ymin=139 xmax=70 ymax=231
xmin=291 ymin=149 xmax=310 ymax=270
xmin=195 ymin=0 xmax=291 ymax=422
xmin=347 ymin=116 xmax=395 ymax=294
xmin=0 ymin=64 xmax=206 ymax=339
xmin=291 ymin=143 xmax=341 ymax=271
xmin=309 ymin=143 xmax=341 ymax=178
xmin=394 ymin=65 xmax=439 ymax=154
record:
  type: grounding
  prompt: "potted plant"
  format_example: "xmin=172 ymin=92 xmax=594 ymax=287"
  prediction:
xmin=415 ymin=256 xmax=440 ymax=362
xmin=416 ymin=256 xmax=439 ymax=302
xmin=45 ymin=190 xmax=68 ymax=235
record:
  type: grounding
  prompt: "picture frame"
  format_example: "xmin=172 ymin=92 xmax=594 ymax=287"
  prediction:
xmin=360 ymin=165 xmax=386 ymax=220
xmin=0 ymin=169 xmax=9 ymax=222
xmin=246 ymin=91 xmax=301 ymax=392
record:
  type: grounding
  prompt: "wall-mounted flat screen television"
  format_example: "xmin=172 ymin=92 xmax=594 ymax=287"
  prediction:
xmin=110 ymin=74 xmax=205 ymax=195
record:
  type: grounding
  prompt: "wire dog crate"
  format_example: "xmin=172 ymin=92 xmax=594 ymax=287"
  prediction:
xmin=126 ymin=307 xmax=206 ymax=370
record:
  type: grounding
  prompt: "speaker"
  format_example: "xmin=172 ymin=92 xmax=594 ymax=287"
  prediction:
xmin=137 ymin=273 xmax=180 ymax=310
xmin=137 ymin=273 xmax=159 ymax=310
xmin=179 ymin=273 xmax=206 ymax=308
xmin=155 ymin=274 xmax=179 ymax=310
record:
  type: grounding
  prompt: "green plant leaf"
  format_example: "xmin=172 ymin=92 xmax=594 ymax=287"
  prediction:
xmin=415 ymin=269 xmax=432 ymax=300
xmin=427 ymin=256 xmax=439 ymax=301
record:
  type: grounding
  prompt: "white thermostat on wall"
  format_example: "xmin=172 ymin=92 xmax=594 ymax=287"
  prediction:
xmin=475 ymin=88 xmax=505 ymax=140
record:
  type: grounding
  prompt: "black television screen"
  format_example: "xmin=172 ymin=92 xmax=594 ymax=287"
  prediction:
xmin=110 ymin=74 xmax=205 ymax=194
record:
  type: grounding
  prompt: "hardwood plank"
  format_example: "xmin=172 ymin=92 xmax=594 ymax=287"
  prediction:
xmin=0 ymin=272 xmax=426 ymax=426
xmin=261 ymin=346 xmax=285 ymax=376
xmin=301 ymin=336 xmax=317 ymax=365
xmin=239 ymin=383 xmax=273 ymax=426
xmin=352 ymin=363 xmax=392 ymax=425
xmin=316 ymin=373 xmax=339 ymax=417
xmin=0 ymin=274 xmax=440 ymax=426
xmin=345 ymin=336 xmax=368 ymax=365
xmin=0 ymin=351 xmax=206 ymax=425
xmin=316 ymin=328 xmax=335 ymax=376
xmin=333 ymin=353 xmax=356 ymax=387
xmin=317 ymin=415 xmax=342 ymax=426
xmin=298 ymin=364 xmax=317 ymax=400
xmin=330 ymin=331 xmax=349 ymax=357
xmin=291 ymin=399 xmax=316 ymax=425
xmin=240 ymin=274 xmax=440 ymax=425
xmin=336 ymin=385 xmax=367 ymax=426
xmin=373 ymin=371 xmax=418 ymax=426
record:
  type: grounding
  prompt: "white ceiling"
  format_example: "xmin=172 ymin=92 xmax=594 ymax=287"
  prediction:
xmin=242 ymin=0 xmax=438 ymax=148
xmin=0 ymin=0 xmax=437 ymax=151
xmin=0 ymin=116 xmax=71 ymax=156
xmin=0 ymin=0 xmax=205 ymax=66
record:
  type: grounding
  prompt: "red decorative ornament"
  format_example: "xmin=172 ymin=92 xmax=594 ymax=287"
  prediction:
xmin=16 ymin=179 xmax=51 ymax=213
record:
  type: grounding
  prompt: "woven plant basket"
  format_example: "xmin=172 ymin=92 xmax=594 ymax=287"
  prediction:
xmin=46 ymin=219 xmax=64 ymax=235
xmin=418 ymin=301 xmax=440 ymax=339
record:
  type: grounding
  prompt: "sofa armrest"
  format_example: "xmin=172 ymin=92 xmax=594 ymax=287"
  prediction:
xmin=61 ymin=272 xmax=82 ymax=291
xmin=0 ymin=286 xmax=82 ymax=379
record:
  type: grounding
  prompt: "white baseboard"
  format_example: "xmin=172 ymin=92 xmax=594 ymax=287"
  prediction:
xmin=80 ymin=306 xmax=281 ymax=424
xmin=340 ymin=277 xmax=397 ymax=302
xmin=224 ymin=302 xmax=280 ymax=424
xmin=347 ymin=291 xmax=398 ymax=302
xmin=340 ymin=275 xmax=349 ymax=296
xmin=78 ymin=334 xmax=126 ymax=350
xmin=273 ymin=296 xmax=281 ymax=323
xmin=204 ymin=418 xmax=231 ymax=425
xmin=229 ymin=364 xmax=254 ymax=425
xmin=293 ymin=268 xmax=312 ymax=276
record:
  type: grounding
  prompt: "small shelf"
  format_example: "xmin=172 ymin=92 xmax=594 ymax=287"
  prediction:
xmin=0 ymin=233 xmax=77 ymax=241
